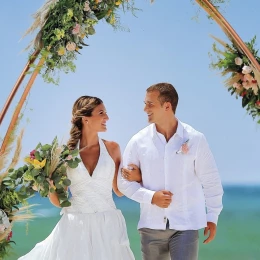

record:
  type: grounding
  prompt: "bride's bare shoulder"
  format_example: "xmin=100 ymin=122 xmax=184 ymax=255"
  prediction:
xmin=102 ymin=140 xmax=120 ymax=154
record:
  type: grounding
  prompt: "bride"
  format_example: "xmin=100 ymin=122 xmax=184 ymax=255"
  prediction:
xmin=19 ymin=96 xmax=139 ymax=260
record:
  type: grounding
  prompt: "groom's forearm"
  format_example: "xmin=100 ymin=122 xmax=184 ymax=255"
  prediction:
xmin=118 ymin=176 xmax=155 ymax=204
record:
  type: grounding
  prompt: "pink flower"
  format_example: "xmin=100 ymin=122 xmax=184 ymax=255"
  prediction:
xmin=181 ymin=143 xmax=189 ymax=154
xmin=242 ymin=74 xmax=259 ymax=94
xmin=66 ymin=42 xmax=76 ymax=51
xmin=7 ymin=231 xmax=12 ymax=241
xmin=30 ymin=149 xmax=36 ymax=159
xmin=66 ymin=155 xmax=73 ymax=160
xmin=72 ymin=24 xmax=80 ymax=35
xmin=255 ymin=101 xmax=260 ymax=109
xmin=176 ymin=139 xmax=189 ymax=154
xmin=251 ymin=80 xmax=258 ymax=95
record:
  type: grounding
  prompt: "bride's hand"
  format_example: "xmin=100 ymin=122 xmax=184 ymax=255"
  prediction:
xmin=121 ymin=164 xmax=142 ymax=183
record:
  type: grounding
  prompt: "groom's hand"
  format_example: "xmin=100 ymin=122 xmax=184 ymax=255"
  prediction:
xmin=151 ymin=190 xmax=173 ymax=208
xmin=203 ymin=222 xmax=217 ymax=244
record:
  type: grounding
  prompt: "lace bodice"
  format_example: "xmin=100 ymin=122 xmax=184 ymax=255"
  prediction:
xmin=62 ymin=139 xmax=116 ymax=214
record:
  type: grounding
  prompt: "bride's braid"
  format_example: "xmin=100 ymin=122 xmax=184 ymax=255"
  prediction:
xmin=67 ymin=96 xmax=103 ymax=150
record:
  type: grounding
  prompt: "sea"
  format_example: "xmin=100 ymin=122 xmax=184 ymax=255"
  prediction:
xmin=6 ymin=185 xmax=260 ymax=260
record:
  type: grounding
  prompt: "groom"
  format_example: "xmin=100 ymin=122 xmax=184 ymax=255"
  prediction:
xmin=118 ymin=83 xmax=223 ymax=260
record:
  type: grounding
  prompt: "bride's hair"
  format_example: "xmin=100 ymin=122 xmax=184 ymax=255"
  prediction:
xmin=67 ymin=96 xmax=103 ymax=150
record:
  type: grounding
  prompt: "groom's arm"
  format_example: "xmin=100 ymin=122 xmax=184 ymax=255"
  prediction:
xmin=195 ymin=133 xmax=224 ymax=225
xmin=117 ymin=138 xmax=155 ymax=204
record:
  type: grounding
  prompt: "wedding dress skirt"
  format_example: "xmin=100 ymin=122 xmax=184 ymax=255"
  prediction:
xmin=19 ymin=139 xmax=135 ymax=260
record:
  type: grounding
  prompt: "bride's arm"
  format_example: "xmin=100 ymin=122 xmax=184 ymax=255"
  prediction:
xmin=48 ymin=190 xmax=61 ymax=207
xmin=104 ymin=140 xmax=124 ymax=197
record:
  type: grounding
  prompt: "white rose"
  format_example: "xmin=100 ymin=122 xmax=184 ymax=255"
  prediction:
xmin=84 ymin=2 xmax=91 ymax=11
xmin=66 ymin=42 xmax=76 ymax=51
xmin=242 ymin=65 xmax=252 ymax=74
xmin=235 ymin=57 xmax=243 ymax=66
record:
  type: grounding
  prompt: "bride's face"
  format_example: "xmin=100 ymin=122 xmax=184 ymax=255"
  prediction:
xmin=83 ymin=103 xmax=109 ymax=132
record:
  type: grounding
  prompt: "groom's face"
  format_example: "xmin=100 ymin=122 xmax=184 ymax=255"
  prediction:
xmin=144 ymin=91 xmax=165 ymax=124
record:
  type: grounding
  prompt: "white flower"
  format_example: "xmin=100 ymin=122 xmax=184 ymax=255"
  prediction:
xmin=235 ymin=57 xmax=243 ymax=66
xmin=66 ymin=42 xmax=76 ymax=51
xmin=0 ymin=210 xmax=10 ymax=228
xmin=84 ymin=2 xmax=91 ymax=11
xmin=242 ymin=65 xmax=252 ymax=74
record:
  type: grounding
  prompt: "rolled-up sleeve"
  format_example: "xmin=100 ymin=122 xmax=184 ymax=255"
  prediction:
xmin=195 ymin=134 xmax=224 ymax=225
xmin=117 ymin=137 xmax=155 ymax=204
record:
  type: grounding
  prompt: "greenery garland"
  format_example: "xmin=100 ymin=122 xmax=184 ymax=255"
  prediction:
xmin=211 ymin=36 xmax=260 ymax=123
xmin=27 ymin=0 xmax=136 ymax=84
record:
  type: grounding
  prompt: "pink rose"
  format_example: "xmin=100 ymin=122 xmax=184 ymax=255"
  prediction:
xmin=72 ymin=24 xmax=80 ymax=35
xmin=181 ymin=143 xmax=189 ymax=154
xmin=66 ymin=42 xmax=76 ymax=51
xmin=66 ymin=155 xmax=73 ymax=160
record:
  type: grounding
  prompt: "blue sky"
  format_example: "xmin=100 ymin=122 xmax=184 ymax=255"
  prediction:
xmin=0 ymin=0 xmax=260 ymax=184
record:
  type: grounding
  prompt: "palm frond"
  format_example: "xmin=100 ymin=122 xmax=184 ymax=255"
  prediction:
xmin=0 ymin=117 xmax=22 ymax=173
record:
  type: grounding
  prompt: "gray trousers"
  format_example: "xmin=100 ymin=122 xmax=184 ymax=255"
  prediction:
xmin=139 ymin=222 xmax=199 ymax=260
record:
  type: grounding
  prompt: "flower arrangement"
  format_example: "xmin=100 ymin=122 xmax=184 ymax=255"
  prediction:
xmin=25 ymin=0 xmax=136 ymax=84
xmin=0 ymin=128 xmax=35 ymax=259
xmin=211 ymin=36 xmax=260 ymax=123
xmin=9 ymin=137 xmax=81 ymax=208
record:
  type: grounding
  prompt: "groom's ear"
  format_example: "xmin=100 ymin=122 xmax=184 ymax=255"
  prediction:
xmin=164 ymin=102 xmax=172 ymax=111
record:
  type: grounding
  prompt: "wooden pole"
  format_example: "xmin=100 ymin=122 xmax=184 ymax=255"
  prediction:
xmin=195 ymin=0 xmax=260 ymax=71
xmin=0 ymin=50 xmax=40 ymax=125
xmin=0 ymin=56 xmax=45 ymax=156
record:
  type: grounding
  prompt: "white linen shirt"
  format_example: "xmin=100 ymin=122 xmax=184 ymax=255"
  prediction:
xmin=118 ymin=121 xmax=223 ymax=230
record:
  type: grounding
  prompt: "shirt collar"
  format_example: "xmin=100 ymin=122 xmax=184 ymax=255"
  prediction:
xmin=151 ymin=119 xmax=184 ymax=141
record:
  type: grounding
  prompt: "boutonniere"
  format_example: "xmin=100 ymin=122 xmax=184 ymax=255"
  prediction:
xmin=176 ymin=139 xmax=189 ymax=154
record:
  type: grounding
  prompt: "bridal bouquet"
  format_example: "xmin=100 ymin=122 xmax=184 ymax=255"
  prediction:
xmin=8 ymin=137 xmax=81 ymax=207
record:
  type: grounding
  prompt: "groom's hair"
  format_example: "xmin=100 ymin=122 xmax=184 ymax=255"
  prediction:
xmin=147 ymin=83 xmax=178 ymax=113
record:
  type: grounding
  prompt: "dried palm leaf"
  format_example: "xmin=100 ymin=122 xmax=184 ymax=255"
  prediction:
xmin=22 ymin=0 xmax=59 ymax=50
xmin=195 ymin=0 xmax=260 ymax=72
xmin=0 ymin=118 xmax=21 ymax=173
xmin=224 ymin=73 xmax=243 ymax=87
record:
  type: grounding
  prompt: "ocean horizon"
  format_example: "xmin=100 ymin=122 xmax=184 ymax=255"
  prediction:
xmin=6 ymin=185 xmax=260 ymax=260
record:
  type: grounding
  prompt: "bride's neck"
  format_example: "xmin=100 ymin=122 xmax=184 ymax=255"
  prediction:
xmin=80 ymin=132 xmax=99 ymax=149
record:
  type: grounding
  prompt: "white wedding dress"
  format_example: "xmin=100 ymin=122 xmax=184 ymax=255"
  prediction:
xmin=19 ymin=139 xmax=135 ymax=260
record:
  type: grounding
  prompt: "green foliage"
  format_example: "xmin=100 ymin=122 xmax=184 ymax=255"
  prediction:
xmin=211 ymin=37 xmax=260 ymax=123
xmin=30 ymin=0 xmax=136 ymax=84
xmin=10 ymin=137 xmax=81 ymax=207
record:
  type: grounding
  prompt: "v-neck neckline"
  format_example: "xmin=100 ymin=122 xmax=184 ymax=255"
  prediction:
xmin=80 ymin=139 xmax=102 ymax=178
